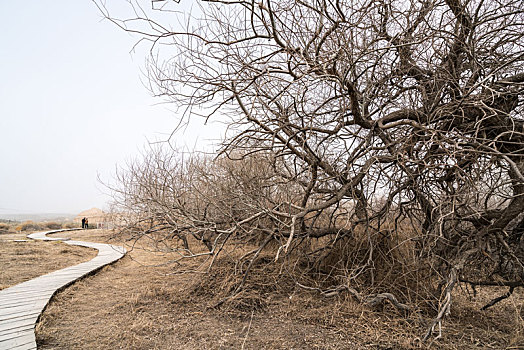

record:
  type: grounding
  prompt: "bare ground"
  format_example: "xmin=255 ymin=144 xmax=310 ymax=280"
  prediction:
xmin=0 ymin=231 xmax=98 ymax=290
xmin=34 ymin=230 xmax=524 ymax=349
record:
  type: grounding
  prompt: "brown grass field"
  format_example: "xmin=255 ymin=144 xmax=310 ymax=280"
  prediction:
xmin=26 ymin=229 xmax=523 ymax=349
xmin=0 ymin=231 xmax=97 ymax=290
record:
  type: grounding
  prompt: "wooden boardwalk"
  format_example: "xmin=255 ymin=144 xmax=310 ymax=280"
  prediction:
xmin=0 ymin=229 xmax=126 ymax=349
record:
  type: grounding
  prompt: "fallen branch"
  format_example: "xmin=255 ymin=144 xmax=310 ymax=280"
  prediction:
xmin=481 ymin=287 xmax=515 ymax=310
xmin=296 ymin=283 xmax=410 ymax=313
xmin=365 ymin=293 xmax=411 ymax=313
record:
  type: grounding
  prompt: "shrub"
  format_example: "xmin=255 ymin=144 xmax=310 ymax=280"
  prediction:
xmin=0 ymin=222 xmax=10 ymax=232
xmin=45 ymin=222 xmax=62 ymax=230
xmin=63 ymin=222 xmax=79 ymax=229
xmin=19 ymin=221 xmax=42 ymax=231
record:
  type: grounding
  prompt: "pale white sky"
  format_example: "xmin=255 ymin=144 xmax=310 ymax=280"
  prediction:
xmin=0 ymin=0 xmax=220 ymax=215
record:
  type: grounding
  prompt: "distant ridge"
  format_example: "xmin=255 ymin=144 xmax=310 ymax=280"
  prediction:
xmin=74 ymin=207 xmax=107 ymax=224
xmin=0 ymin=207 xmax=107 ymax=222
xmin=0 ymin=212 xmax=74 ymax=222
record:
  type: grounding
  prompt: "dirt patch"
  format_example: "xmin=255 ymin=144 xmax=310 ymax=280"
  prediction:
xmin=34 ymin=229 xmax=524 ymax=349
xmin=0 ymin=232 xmax=98 ymax=290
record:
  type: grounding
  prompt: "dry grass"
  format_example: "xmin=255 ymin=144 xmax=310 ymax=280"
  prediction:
xmin=33 ymin=229 xmax=524 ymax=349
xmin=0 ymin=231 xmax=98 ymax=290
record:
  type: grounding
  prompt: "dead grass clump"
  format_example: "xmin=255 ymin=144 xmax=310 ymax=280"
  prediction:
xmin=0 ymin=222 xmax=11 ymax=233
xmin=44 ymin=221 xmax=62 ymax=230
xmin=289 ymin=225 xmax=436 ymax=312
xmin=181 ymin=254 xmax=283 ymax=316
xmin=16 ymin=220 xmax=42 ymax=231
xmin=62 ymin=221 xmax=78 ymax=229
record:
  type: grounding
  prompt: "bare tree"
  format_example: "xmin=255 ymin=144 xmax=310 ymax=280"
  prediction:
xmin=100 ymin=0 xmax=524 ymax=340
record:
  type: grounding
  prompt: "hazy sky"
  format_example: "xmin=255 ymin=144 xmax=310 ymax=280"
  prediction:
xmin=0 ymin=1 xmax=219 ymax=215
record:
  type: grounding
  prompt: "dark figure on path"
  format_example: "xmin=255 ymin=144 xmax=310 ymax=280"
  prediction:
xmin=85 ymin=218 xmax=89 ymax=229
xmin=81 ymin=217 xmax=86 ymax=229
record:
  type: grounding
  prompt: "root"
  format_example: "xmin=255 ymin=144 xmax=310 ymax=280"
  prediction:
xmin=481 ymin=287 xmax=515 ymax=310
xmin=296 ymin=283 xmax=411 ymax=313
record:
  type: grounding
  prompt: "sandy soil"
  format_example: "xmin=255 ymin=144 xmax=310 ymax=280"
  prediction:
xmin=33 ymin=229 xmax=524 ymax=349
xmin=0 ymin=231 xmax=98 ymax=290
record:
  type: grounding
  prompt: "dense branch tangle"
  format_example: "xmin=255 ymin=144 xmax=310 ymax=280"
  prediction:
xmin=105 ymin=0 xmax=524 ymax=340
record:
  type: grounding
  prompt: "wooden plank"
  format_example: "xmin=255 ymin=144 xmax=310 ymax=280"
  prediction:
xmin=0 ymin=298 xmax=48 ymax=309
xmin=0 ymin=315 xmax=38 ymax=333
xmin=0 ymin=325 xmax=33 ymax=341
xmin=0 ymin=308 xmax=40 ymax=321
xmin=0 ymin=332 xmax=36 ymax=350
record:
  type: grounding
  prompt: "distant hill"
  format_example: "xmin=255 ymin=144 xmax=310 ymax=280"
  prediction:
xmin=74 ymin=208 xmax=107 ymax=224
xmin=0 ymin=213 xmax=75 ymax=222
xmin=0 ymin=208 xmax=110 ymax=225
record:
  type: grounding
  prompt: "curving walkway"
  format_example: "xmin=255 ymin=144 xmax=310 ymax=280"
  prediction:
xmin=0 ymin=229 xmax=126 ymax=350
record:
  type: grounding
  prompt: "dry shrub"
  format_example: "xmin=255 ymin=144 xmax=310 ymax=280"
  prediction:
xmin=17 ymin=221 xmax=42 ymax=231
xmin=168 ymin=238 xmax=523 ymax=349
xmin=63 ymin=222 xmax=78 ymax=229
xmin=0 ymin=222 xmax=10 ymax=233
xmin=308 ymin=230 xmax=433 ymax=302
xmin=45 ymin=222 xmax=62 ymax=230
xmin=178 ymin=227 xmax=431 ymax=317
xmin=177 ymin=248 xmax=292 ymax=316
